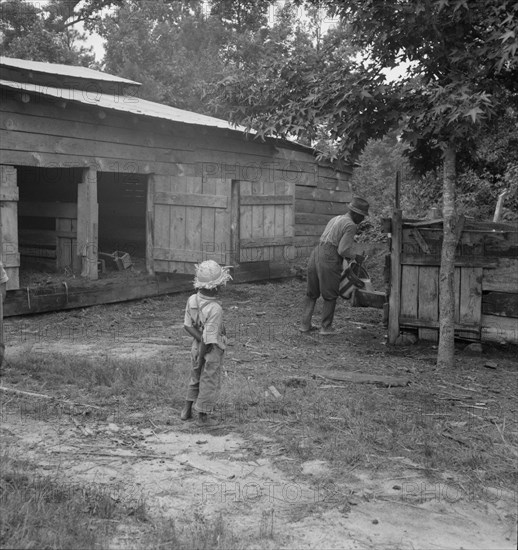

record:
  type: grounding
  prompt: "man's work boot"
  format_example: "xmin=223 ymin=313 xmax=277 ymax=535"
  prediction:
xmin=180 ymin=400 xmax=193 ymax=421
xmin=320 ymin=299 xmax=337 ymax=335
xmin=299 ymin=296 xmax=317 ymax=332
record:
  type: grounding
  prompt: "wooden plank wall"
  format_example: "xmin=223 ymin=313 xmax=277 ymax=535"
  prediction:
xmin=238 ymin=178 xmax=294 ymax=265
xmin=152 ymin=175 xmax=230 ymax=274
xmin=275 ymin=148 xmax=353 ymax=260
xmin=0 ymin=93 xmax=326 ymax=187
xmin=397 ymin=220 xmax=518 ymax=344
xmin=0 ymin=165 xmax=19 ymax=289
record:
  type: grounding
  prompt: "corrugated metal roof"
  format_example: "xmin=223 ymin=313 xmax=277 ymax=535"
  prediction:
xmin=0 ymin=79 xmax=249 ymax=133
xmin=0 ymin=56 xmax=140 ymax=85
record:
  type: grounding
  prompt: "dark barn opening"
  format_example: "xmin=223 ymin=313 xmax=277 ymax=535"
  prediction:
xmin=16 ymin=166 xmax=81 ymax=278
xmin=97 ymin=172 xmax=147 ymax=271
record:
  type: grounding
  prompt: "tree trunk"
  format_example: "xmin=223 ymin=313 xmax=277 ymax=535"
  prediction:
xmin=437 ymin=145 xmax=457 ymax=368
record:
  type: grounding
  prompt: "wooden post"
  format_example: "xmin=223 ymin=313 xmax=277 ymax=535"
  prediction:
xmin=230 ymin=180 xmax=240 ymax=266
xmin=388 ymin=209 xmax=402 ymax=343
xmin=395 ymin=171 xmax=401 ymax=210
xmin=0 ymin=165 xmax=19 ymax=362
xmin=0 ymin=165 xmax=20 ymax=290
xmin=146 ymin=174 xmax=155 ymax=275
xmin=77 ymin=167 xmax=98 ymax=280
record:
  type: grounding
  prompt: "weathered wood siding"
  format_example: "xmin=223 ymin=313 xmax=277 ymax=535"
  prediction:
xmin=390 ymin=217 xmax=518 ymax=344
xmin=0 ymin=165 xmax=19 ymax=289
xmin=0 ymin=88 xmax=352 ymax=287
xmin=275 ymin=148 xmax=353 ymax=259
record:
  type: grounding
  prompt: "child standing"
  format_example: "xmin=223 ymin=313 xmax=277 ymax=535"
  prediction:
xmin=180 ymin=260 xmax=231 ymax=426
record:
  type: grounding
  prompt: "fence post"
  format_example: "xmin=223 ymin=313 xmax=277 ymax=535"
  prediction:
xmin=388 ymin=210 xmax=402 ymax=344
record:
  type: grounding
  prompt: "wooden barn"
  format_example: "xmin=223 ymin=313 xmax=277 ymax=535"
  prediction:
xmin=387 ymin=212 xmax=518 ymax=345
xmin=0 ymin=57 xmax=352 ymax=315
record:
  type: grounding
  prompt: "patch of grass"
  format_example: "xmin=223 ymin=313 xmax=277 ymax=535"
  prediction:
xmin=0 ymin=456 xmax=115 ymax=549
xmin=3 ymin=352 xmax=184 ymax=405
xmin=145 ymin=512 xmax=247 ymax=550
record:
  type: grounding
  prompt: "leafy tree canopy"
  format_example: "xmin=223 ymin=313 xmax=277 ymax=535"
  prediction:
xmin=214 ymin=0 xmax=518 ymax=169
xmin=0 ymin=0 xmax=96 ymax=64
xmin=96 ymin=0 xmax=286 ymax=112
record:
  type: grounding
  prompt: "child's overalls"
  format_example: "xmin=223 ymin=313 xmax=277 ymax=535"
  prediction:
xmin=185 ymin=295 xmax=225 ymax=414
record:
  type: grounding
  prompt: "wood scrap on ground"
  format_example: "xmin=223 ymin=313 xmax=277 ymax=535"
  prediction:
xmin=0 ymin=385 xmax=103 ymax=409
xmin=314 ymin=371 xmax=410 ymax=387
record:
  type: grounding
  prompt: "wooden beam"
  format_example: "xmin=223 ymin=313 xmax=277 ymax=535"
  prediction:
xmin=240 ymin=237 xmax=294 ymax=248
xmin=409 ymin=229 xmax=431 ymax=254
xmin=0 ymin=188 xmax=18 ymax=201
xmin=388 ymin=210 xmax=402 ymax=344
xmin=3 ymin=275 xmax=193 ymax=317
xmin=482 ymin=260 xmax=518 ymax=292
xmin=481 ymin=314 xmax=518 ymax=344
xmin=154 ymin=192 xmax=228 ymax=209
xmin=295 ymin=186 xmax=350 ymax=202
xmin=240 ymin=195 xmax=293 ymax=206
xmin=295 ymin=198 xmax=348 ymax=216
xmin=0 ymin=165 xmax=19 ymax=290
xmin=230 ymin=180 xmax=240 ymax=266
xmin=482 ymin=292 xmax=518 ymax=318
xmin=77 ymin=167 xmax=98 ymax=279
xmin=146 ymin=174 xmax=155 ymax=275
xmin=153 ymin=247 xmax=226 ymax=263
xmin=401 ymin=255 xmax=503 ymax=267
xmin=19 ymin=202 xmax=77 ymax=219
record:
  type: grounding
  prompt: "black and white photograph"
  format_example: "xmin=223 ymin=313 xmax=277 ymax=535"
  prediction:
xmin=0 ymin=1 xmax=517 ymax=548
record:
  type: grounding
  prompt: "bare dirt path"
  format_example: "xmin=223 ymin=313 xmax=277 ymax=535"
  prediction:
xmin=2 ymin=279 xmax=517 ymax=549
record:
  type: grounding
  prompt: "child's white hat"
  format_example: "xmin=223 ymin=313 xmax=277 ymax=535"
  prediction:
xmin=194 ymin=260 xmax=232 ymax=289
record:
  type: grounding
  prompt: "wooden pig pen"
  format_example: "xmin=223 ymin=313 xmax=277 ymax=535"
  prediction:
xmin=387 ymin=212 xmax=518 ymax=345
xmin=0 ymin=57 xmax=352 ymax=316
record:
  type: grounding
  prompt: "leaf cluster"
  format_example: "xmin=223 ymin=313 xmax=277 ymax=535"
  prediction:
xmin=0 ymin=0 xmax=95 ymax=65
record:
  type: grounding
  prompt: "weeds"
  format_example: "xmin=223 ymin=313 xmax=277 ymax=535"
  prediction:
xmin=0 ymin=456 xmax=114 ymax=549
xmin=146 ymin=512 xmax=245 ymax=550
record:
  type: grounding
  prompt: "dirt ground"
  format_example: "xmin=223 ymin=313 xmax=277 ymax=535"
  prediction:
xmin=1 ymin=277 xmax=517 ymax=549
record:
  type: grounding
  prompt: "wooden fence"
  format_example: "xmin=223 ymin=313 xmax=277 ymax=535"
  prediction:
xmin=387 ymin=212 xmax=518 ymax=344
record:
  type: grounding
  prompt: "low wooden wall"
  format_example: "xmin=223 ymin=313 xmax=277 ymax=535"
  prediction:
xmin=388 ymin=216 xmax=518 ymax=344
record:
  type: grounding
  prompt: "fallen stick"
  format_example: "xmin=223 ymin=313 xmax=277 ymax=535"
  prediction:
xmin=50 ymin=449 xmax=178 ymax=461
xmin=0 ymin=385 xmax=103 ymax=409
xmin=441 ymin=431 xmax=469 ymax=446
xmin=314 ymin=371 xmax=410 ymax=387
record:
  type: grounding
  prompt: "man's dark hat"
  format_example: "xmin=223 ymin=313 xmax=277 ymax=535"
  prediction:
xmin=348 ymin=197 xmax=369 ymax=217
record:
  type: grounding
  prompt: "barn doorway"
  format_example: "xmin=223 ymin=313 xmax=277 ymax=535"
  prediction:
xmin=16 ymin=165 xmax=82 ymax=285
xmin=97 ymin=172 xmax=148 ymax=275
